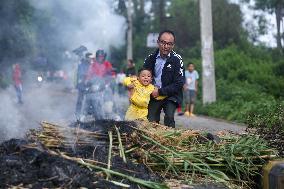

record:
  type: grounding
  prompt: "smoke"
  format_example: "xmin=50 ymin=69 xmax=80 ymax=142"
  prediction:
xmin=0 ymin=0 xmax=128 ymax=141
xmin=29 ymin=0 xmax=126 ymax=52
xmin=0 ymin=81 xmax=77 ymax=141
xmin=0 ymin=87 xmax=23 ymax=141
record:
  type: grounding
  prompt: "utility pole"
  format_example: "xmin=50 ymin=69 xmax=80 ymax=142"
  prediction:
xmin=200 ymin=0 xmax=216 ymax=104
xmin=126 ymin=0 xmax=133 ymax=60
xmin=159 ymin=0 xmax=165 ymax=29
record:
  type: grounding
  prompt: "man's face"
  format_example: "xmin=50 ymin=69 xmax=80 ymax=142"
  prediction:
xmin=97 ymin=55 xmax=105 ymax=63
xmin=157 ymin=32 xmax=175 ymax=58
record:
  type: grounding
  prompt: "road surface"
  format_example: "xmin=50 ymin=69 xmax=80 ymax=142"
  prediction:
xmin=0 ymin=83 xmax=246 ymax=141
xmin=175 ymin=114 xmax=246 ymax=133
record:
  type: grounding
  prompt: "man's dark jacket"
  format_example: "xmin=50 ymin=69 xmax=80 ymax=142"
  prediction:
xmin=144 ymin=49 xmax=185 ymax=106
xmin=76 ymin=58 xmax=90 ymax=91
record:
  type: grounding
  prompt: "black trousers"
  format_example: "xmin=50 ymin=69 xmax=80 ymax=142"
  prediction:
xmin=75 ymin=90 xmax=85 ymax=116
xmin=147 ymin=98 xmax=177 ymax=128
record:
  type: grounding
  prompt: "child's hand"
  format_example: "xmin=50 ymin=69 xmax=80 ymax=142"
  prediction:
xmin=128 ymin=88 xmax=134 ymax=97
xmin=127 ymin=84 xmax=134 ymax=89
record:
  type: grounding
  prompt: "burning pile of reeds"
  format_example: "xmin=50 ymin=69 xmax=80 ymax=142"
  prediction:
xmin=38 ymin=120 xmax=278 ymax=188
xmin=26 ymin=120 xmax=166 ymax=189
xmin=0 ymin=119 xmax=278 ymax=188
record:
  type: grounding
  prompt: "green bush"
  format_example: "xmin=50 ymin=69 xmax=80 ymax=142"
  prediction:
xmin=0 ymin=73 xmax=9 ymax=89
xmin=246 ymin=102 xmax=284 ymax=130
xmin=195 ymin=45 xmax=284 ymax=123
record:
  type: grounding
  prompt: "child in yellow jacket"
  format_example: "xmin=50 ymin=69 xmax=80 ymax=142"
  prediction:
xmin=123 ymin=68 xmax=155 ymax=120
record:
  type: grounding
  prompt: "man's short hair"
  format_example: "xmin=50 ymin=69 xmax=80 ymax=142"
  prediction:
xmin=158 ymin=30 xmax=176 ymax=42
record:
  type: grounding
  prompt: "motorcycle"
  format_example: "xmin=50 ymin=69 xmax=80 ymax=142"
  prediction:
xmin=78 ymin=76 xmax=122 ymax=123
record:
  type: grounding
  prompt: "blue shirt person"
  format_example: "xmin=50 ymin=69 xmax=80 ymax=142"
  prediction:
xmin=184 ymin=63 xmax=199 ymax=117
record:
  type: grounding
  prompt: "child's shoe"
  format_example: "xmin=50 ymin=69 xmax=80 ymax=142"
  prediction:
xmin=189 ymin=113 xmax=196 ymax=117
xmin=184 ymin=111 xmax=190 ymax=117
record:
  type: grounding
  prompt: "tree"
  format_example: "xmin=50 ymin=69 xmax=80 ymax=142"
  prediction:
xmin=168 ymin=0 xmax=244 ymax=50
xmin=112 ymin=0 xmax=246 ymax=67
xmin=0 ymin=0 xmax=69 ymax=72
xmin=244 ymin=0 xmax=284 ymax=50
xmin=168 ymin=0 xmax=200 ymax=49
xmin=0 ymin=0 xmax=36 ymax=67
xmin=212 ymin=0 xmax=243 ymax=48
xmin=113 ymin=0 xmax=152 ymax=65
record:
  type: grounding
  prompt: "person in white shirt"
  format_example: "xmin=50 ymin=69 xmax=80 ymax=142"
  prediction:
xmin=116 ymin=69 xmax=126 ymax=95
xmin=184 ymin=62 xmax=199 ymax=117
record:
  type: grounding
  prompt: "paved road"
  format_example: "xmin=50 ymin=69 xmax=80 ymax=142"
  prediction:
xmin=0 ymin=83 xmax=246 ymax=141
xmin=0 ymin=83 xmax=77 ymax=141
xmin=175 ymin=114 xmax=246 ymax=133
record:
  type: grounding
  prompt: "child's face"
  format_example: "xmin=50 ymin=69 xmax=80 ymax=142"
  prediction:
xmin=188 ymin=64 xmax=194 ymax=72
xmin=138 ymin=70 xmax=152 ymax=86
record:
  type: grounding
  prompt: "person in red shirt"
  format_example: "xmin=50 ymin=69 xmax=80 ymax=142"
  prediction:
xmin=86 ymin=49 xmax=113 ymax=81
xmin=12 ymin=63 xmax=23 ymax=104
xmin=82 ymin=50 xmax=114 ymax=120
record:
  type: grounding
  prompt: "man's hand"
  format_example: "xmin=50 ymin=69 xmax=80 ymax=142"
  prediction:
xmin=151 ymin=87 xmax=159 ymax=98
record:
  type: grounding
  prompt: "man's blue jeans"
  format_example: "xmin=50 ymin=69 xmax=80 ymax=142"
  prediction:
xmin=14 ymin=84 xmax=23 ymax=104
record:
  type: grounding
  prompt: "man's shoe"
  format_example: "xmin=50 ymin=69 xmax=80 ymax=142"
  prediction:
xmin=184 ymin=111 xmax=190 ymax=117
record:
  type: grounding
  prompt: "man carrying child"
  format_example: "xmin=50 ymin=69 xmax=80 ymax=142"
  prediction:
xmin=143 ymin=30 xmax=185 ymax=128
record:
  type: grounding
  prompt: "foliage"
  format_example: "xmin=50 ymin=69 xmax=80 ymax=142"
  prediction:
xmin=246 ymin=102 xmax=284 ymax=130
xmin=168 ymin=0 xmax=200 ymax=49
xmin=0 ymin=73 xmax=9 ymax=89
xmin=253 ymin=0 xmax=284 ymax=13
xmin=242 ymin=0 xmax=284 ymax=49
xmin=112 ymin=0 xmax=247 ymax=68
xmin=0 ymin=0 xmax=36 ymax=64
xmin=0 ymin=0 xmax=68 ymax=74
xmin=195 ymin=45 xmax=284 ymax=122
xmin=167 ymin=0 xmax=244 ymax=50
